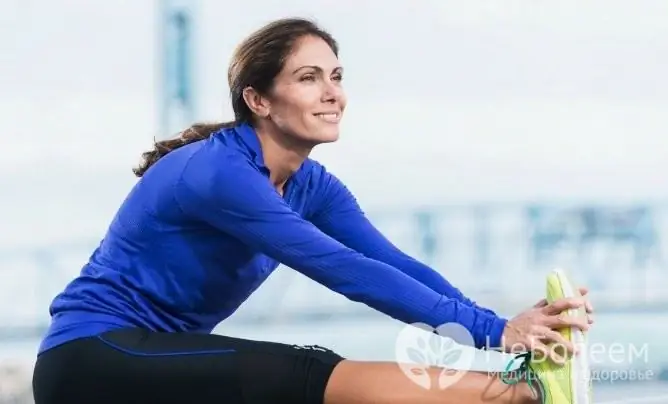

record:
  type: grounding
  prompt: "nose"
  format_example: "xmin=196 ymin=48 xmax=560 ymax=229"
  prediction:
xmin=321 ymin=79 xmax=343 ymax=104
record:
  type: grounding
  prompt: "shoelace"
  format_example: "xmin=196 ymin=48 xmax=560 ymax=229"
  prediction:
xmin=500 ymin=352 xmax=544 ymax=401
xmin=500 ymin=352 xmax=535 ymax=385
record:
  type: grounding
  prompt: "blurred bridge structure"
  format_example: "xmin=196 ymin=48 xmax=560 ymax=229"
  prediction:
xmin=1 ymin=202 xmax=667 ymax=340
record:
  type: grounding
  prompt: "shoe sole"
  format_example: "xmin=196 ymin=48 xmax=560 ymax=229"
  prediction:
xmin=550 ymin=268 xmax=591 ymax=404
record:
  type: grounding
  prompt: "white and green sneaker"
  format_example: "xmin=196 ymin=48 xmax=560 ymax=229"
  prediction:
xmin=502 ymin=268 xmax=592 ymax=404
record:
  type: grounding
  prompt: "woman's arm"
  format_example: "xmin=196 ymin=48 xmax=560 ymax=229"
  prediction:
xmin=173 ymin=154 xmax=506 ymax=349
xmin=307 ymin=168 xmax=498 ymax=316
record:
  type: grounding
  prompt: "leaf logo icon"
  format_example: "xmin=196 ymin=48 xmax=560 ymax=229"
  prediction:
xmin=394 ymin=322 xmax=476 ymax=390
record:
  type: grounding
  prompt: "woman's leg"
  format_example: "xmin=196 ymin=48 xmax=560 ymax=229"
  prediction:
xmin=325 ymin=361 xmax=540 ymax=404
xmin=33 ymin=327 xmax=538 ymax=404
xmin=33 ymin=327 xmax=344 ymax=404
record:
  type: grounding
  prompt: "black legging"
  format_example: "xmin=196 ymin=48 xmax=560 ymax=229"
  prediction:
xmin=32 ymin=328 xmax=344 ymax=404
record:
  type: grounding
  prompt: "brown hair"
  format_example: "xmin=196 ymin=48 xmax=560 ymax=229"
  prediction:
xmin=133 ymin=17 xmax=339 ymax=177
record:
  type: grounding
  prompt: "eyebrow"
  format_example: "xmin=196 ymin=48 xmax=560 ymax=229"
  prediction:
xmin=292 ymin=65 xmax=343 ymax=75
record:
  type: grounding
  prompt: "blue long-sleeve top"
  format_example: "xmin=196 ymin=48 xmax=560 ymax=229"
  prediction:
xmin=39 ymin=122 xmax=508 ymax=354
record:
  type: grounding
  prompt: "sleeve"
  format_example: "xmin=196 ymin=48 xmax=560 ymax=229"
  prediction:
xmin=308 ymin=169 xmax=500 ymax=317
xmin=173 ymin=154 xmax=507 ymax=349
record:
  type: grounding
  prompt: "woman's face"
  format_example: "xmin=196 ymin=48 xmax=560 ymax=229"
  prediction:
xmin=264 ymin=35 xmax=347 ymax=146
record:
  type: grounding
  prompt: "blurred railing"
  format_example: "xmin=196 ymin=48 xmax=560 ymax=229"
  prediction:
xmin=1 ymin=203 xmax=667 ymax=338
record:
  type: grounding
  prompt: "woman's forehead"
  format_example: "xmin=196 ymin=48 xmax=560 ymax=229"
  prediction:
xmin=283 ymin=36 xmax=341 ymax=72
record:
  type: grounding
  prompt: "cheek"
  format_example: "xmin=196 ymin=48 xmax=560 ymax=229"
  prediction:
xmin=273 ymin=103 xmax=311 ymax=131
xmin=272 ymin=91 xmax=318 ymax=126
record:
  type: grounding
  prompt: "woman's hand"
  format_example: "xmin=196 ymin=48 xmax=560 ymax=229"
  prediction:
xmin=531 ymin=286 xmax=594 ymax=325
xmin=501 ymin=297 xmax=590 ymax=364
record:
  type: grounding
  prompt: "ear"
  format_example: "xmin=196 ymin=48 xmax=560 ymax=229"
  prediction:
xmin=242 ymin=87 xmax=271 ymax=119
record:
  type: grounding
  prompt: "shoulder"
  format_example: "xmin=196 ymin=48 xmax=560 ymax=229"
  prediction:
xmin=176 ymin=137 xmax=266 ymax=205
xmin=301 ymin=158 xmax=342 ymax=191
xmin=185 ymin=131 xmax=254 ymax=171
xmin=183 ymin=133 xmax=258 ymax=181
xmin=301 ymin=159 xmax=358 ymax=216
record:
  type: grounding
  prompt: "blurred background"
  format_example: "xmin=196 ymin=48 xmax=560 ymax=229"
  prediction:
xmin=1 ymin=0 xmax=668 ymax=402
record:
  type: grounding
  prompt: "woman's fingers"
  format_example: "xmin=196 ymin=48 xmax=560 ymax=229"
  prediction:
xmin=542 ymin=297 xmax=584 ymax=315
xmin=529 ymin=336 xmax=570 ymax=366
xmin=533 ymin=298 xmax=548 ymax=308
xmin=528 ymin=326 xmax=577 ymax=366
xmin=544 ymin=313 xmax=590 ymax=332
xmin=579 ymin=287 xmax=594 ymax=312
xmin=542 ymin=329 xmax=576 ymax=357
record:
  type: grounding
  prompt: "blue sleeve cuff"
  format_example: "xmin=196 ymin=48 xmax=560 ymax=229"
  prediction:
xmin=485 ymin=316 xmax=508 ymax=351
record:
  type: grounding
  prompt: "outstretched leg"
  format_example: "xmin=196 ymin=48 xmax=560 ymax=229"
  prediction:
xmin=325 ymin=360 xmax=539 ymax=404
xmin=33 ymin=327 xmax=538 ymax=404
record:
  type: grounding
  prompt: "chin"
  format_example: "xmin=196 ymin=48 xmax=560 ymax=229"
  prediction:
xmin=316 ymin=131 xmax=340 ymax=143
xmin=304 ymin=128 xmax=340 ymax=145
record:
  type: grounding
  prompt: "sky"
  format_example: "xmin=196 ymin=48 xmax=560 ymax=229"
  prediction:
xmin=1 ymin=0 xmax=668 ymax=246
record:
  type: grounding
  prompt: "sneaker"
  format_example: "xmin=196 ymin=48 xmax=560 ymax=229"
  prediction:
xmin=501 ymin=268 xmax=592 ymax=404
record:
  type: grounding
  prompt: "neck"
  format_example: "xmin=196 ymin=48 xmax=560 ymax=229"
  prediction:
xmin=254 ymin=121 xmax=312 ymax=189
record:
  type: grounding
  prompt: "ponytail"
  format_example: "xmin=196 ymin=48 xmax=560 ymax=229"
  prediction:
xmin=133 ymin=121 xmax=237 ymax=177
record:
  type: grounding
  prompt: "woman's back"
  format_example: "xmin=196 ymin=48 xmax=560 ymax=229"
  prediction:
xmin=39 ymin=125 xmax=302 ymax=353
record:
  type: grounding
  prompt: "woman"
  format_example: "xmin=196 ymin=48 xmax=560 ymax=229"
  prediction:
xmin=32 ymin=17 xmax=592 ymax=404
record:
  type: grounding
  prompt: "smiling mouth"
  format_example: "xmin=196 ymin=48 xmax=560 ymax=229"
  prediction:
xmin=314 ymin=113 xmax=341 ymax=123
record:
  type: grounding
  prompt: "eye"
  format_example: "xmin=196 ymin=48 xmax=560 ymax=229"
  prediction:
xmin=300 ymin=74 xmax=316 ymax=82
xmin=331 ymin=73 xmax=343 ymax=82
